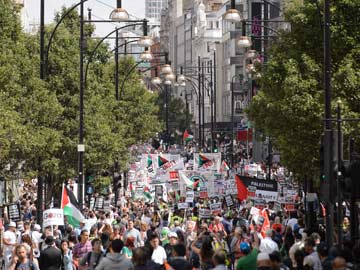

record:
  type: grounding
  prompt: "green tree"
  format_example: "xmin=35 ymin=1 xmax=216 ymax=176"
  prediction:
xmin=156 ymin=88 xmax=192 ymax=144
xmin=0 ymin=0 xmax=63 ymax=177
xmin=248 ymin=0 xmax=360 ymax=180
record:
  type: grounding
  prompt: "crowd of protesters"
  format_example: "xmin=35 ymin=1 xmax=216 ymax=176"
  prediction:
xmin=1 ymin=185 xmax=360 ymax=270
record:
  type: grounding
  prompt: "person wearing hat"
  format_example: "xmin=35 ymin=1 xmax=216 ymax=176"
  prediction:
xmin=164 ymin=232 xmax=179 ymax=259
xmin=236 ymin=231 xmax=260 ymax=270
xmin=38 ymin=235 xmax=63 ymax=270
xmin=31 ymin=224 xmax=43 ymax=248
xmin=3 ymin=221 xmax=17 ymax=269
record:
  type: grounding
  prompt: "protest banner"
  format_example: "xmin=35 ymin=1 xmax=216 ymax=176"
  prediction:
xmin=235 ymin=175 xmax=278 ymax=202
xmin=43 ymin=209 xmax=64 ymax=228
xmin=194 ymin=153 xmax=221 ymax=172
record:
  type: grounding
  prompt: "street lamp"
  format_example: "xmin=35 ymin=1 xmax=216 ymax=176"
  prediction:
xmin=140 ymin=49 xmax=153 ymax=61
xmin=165 ymin=72 xmax=176 ymax=82
xmin=223 ymin=0 xmax=242 ymax=22
xmin=110 ymin=0 xmax=129 ymax=21
xmin=161 ymin=64 xmax=173 ymax=75
xmin=138 ymin=36 xmax=154 ymax=47
xmin=237 ymin=36 xmax=252 ymax=48
xmin=151 ymin=76 xmax=162 ymax=85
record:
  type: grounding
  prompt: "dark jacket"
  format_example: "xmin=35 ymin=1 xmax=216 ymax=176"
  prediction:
xmin=39 ymin=246 xmax=63 ymax=270
xmin=168 ymin=257 xmax=192 ymax=270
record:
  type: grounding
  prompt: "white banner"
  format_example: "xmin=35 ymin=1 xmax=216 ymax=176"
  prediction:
xmin=43 ymin=209 xmax=64 ymax=228
xmin=193 ymin=153 xmax=221 ymax=172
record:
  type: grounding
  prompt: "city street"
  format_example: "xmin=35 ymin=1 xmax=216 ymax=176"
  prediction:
xmin=0 ymin=0 xmax=359 ymax=270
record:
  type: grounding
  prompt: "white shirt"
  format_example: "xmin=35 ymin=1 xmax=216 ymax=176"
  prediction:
xmin=259 ymin=237 xmax=279 ymax=254
xmin=3 ymin=230 xmax=16 ymax=254
xmin=151 ymin=245 xmax=167 ymax=265
xmin=287 ymin=218 xmax=298 ymax=231
xmin=31 ymin=231 xmax=43 ymax=245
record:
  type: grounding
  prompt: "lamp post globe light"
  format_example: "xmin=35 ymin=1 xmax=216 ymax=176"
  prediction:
xmin=110 ymin=0 xmax=129 ymax=21
xmin=161 ymin=64 xmax=173 ymax=75
xmin=237 ymin=36 xmax=252 ymax=48
xmin=140 ymin=49 xmax=153 ymax=61
xmin=224 ymin=0 xmax=242 ymax=22
xmin=138 ymin=36 xmax=154 ymax=47
xmin=151 ymin=76 xmax=162 ymax=85
xmin=165 ymin=72 xmax=176 ymax=82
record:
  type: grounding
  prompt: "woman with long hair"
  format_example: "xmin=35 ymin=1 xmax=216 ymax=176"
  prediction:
xmin=60 ymin=239 xmax=74 ymax=270
xmin=191 ymin=233 xmax=215 ymax=270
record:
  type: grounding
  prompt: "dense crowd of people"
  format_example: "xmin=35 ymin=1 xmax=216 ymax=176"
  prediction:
xmin=1 ymin=188 xmax=360 ymax=270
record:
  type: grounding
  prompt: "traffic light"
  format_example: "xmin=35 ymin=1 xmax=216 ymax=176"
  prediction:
xmin=213 ymin=140 xmax=218 ymax=153
xmin=340 ymin=161 xmax=352 ymax=198
xmin=340 ymin=159 xmax=360 ymax=199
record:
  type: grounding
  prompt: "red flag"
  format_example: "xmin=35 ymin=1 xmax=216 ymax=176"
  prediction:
xmin=260 ymin=209 xmax=270 ymax=238
xmin=235 ymin=175 xmax=248 ymax=201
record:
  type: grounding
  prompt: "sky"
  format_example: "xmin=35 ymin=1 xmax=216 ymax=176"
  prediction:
xmin=23 ymin=0 xmax=146 ymax=37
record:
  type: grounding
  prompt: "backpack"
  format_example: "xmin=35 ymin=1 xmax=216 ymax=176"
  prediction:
xmin=86 ymin=251 xmax=102 ymax=268
xmin=15 ymin=260 xmax=35 ymax=270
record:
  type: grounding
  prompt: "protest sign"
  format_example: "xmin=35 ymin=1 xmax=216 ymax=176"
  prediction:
xmin=43 ymin=209 xmax=64 ymax=228
xmin=225 ymin=195 xmax=234 ymax=207
xmin=186 ymin=191 xmax=195 ymax=203
xmin=94 ymin=197 xmax=104 ymax=210
xmin=7 ymin=203 xmax=21 ymax=222
xmin=210 ymin=202 xmax=222 ymax=215
xmin=236 ymin=175 xmax=278 ymax=202
xmin=199 ymin=208 xmax=211 ymax=219
xmin=178 ymin=203 xmax=188 ymax=209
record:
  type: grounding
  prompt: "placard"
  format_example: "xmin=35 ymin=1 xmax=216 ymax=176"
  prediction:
xmin=199 ymin=208 xmax=211 ymax=219
xmin=178 ymin=203 xmax=188 ymax=209
xmin=94 ymin=197 xmax=104 ymax=210
xmin=199 ymin=186 xmax=208 ymax=199
xmin=210 ymin=202 xmax=222 ymax=215
xmin=43 ymin=209 xmax=64 ymax=228
xmin=186 ymin=191 xmax=195 ymax=203
xmin=253 ymin=199 xmax=267 ymax=210
xmin=250 ymin=206 xmax=260 ymax=216
xmin=103 ymin=200 xmax=111 ymax=212
xmin=7 ymin=203 xmax=21 ymax=222
xmin=225 ymin=195 xmax=234 ymax=207
xmin=155 ymin=185 xmax=163 ymax=197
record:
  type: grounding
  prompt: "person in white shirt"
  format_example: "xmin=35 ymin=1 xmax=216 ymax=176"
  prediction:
xmin=259 ymin=229 xmax=279 ymax=254
xmin=31 ymin=224 xmax=43 ymax=248
xmin=123 ymin=220 xmax=142 ymax=248
xmin=3 ymin=222 xmax=17 ymax=269
xmin=149 ymin=234 xmax=167 ymax=265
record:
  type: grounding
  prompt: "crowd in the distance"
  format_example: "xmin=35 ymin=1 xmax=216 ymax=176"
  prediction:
xmin=2 ymin=188 xmax=360 ymax=270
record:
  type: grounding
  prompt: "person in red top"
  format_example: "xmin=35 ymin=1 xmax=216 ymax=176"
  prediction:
xmin=209 ymin=217 xmax=227 ymax=237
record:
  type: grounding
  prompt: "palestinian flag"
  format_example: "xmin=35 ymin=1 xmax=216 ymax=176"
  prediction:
xmin=178 ymin=171 xmax=200 ymax=189
xmin=61 ymin=185 xmax=85 ymax=228
xmin=220 ymin=160 xmax=230 ymax=172
xmin=183 ymin=130 xmax=193 ymax=143
xmin=235 ymin=175 xmax=248 ymax=201
xmin=198 ymin=154 xmax=211 ymax=167
xmin=143 ymin=186 xmax=153 ymax=201
xmin=147 ymin=155 xmax=152 ymax=168
xmin=158 ymin=155 xmax=169 ymax=167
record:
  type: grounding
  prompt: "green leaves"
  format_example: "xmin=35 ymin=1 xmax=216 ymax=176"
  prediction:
xmin=248 ymin=0 xmax=360 ymax=180
xmin=0 ymin=4 xmax=162 ymax=183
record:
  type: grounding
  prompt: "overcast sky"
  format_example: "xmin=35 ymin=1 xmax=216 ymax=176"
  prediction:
xmin=24 ymin=0 xmax=146 ymax=37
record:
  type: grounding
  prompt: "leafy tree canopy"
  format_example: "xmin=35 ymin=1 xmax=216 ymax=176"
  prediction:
xmin=248 ymin=0 xmax=360 ymax=180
